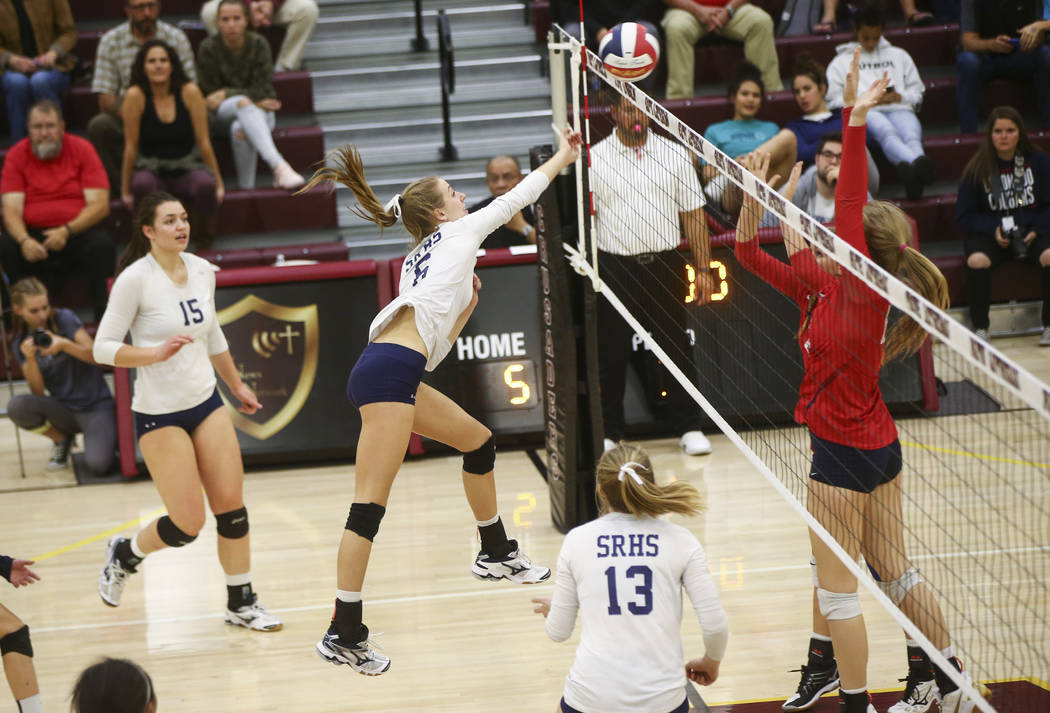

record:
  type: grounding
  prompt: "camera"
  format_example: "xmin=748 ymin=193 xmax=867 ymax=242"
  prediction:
xmin=32 ymin=327 xmax=52 ymax=349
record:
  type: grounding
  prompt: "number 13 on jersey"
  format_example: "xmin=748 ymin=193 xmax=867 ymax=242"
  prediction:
xmin=605 ymin=565 xmax=653 ymax=615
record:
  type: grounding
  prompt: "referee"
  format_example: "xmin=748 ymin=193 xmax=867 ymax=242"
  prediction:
xmin=590 ymin=91 xmax=714 ymax=455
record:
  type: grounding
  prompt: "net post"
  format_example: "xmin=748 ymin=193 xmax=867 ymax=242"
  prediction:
xmin=547 ymin=29 xmax=567 ymax=149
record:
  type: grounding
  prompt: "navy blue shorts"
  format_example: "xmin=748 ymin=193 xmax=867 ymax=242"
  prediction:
xmin=134 ymin=389 xmax=224 ymax=440
xmin=810 ymin=433 xmax=902 ymax=494
xmin=560 ymin=697 xmax=687 ymax=713
xmin=347 ymin=342 xmax=427 ymax=408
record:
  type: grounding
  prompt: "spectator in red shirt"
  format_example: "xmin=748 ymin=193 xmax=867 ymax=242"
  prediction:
xmin=0 ymin=99 xmax=115 ymax=321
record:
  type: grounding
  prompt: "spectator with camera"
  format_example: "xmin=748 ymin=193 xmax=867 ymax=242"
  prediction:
xmin=957 ymin=0 xmax=1050 ymax=133
xmin=0 ymin=0 xmax=77 ymax=143
xmin=957 ymin=105 xmax=1050 ymax=345
xmin=201 ymin=0 xmax=318 ymax=72
xmin=8 ymin=277 xmax=117 ymax=474
xmin=0 ymin=99 xmax=115 ymax=322
xmin=88 ymin=0 xmax=197 ymax=191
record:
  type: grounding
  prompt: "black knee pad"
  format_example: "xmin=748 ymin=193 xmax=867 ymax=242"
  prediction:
xmin=0 ymin=625 xmax=32 ymax=658
xmin=345 ymin=502 xmax=386 ymax=542
xmin=157 ymin=515 xmax=198 ymax=548
xmin=215 ymin=506 xmax=249 ymax=539
xmin=462 ymin=434 xmax=496 ymax=475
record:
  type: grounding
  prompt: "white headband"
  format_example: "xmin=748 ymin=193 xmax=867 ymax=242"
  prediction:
xmin=384 ymin=194 xmax=402 ymax=220
xmin=617 ymin=462 xmax=646 ymax=486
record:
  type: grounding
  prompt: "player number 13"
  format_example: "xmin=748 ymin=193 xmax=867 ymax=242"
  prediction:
xmin=604 ymin=564 xmax=653 ymax=615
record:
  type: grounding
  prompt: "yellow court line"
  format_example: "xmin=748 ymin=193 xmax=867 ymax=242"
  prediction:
xmin=32 ymin=506 xmax=167 ymax=562
xmin=901 ymin=440 xmax=1050 ymax=470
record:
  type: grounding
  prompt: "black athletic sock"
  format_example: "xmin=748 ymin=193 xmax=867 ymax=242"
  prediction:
xmin=227 ymin=582 xmax=255 ymax=611
xmin=807 ymin=635 xmax=835 ymax=669
xmin=932 ymin=655 xmax=962 ymax=695
xmin=115 ymin=538 xmax=142 ymax=569
xmin=1040 ymin=266 xmax=1050 ymax=327
xmin=906 ymin=644 xmax=934 ymax=680
xmin=966 ymin=266 xmax=992 ymax=330
xmin=839 ymin=690 xmax=870 ymax=713
xmin=333 ymin=599 xmax=363 ymax=643
xmin=479 ymin=517 xmax=513 ymax=558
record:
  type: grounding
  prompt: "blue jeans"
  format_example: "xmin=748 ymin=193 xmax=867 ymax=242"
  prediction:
xmin=2 ymin=69 xmax=70 ymax=141
xmin=956 ymin=46 xmax=1050 ymax=133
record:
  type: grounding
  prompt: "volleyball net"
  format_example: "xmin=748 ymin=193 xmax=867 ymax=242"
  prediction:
xmin=547 ymin=25 xmax=1049 ymax=711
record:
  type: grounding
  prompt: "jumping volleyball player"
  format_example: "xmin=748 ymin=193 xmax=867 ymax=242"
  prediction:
xmin=733 ymin=48 xmax=986 ymax=713
xmin=93 ymin=192 xmax=281 ymax=632
xmin=298 ymin=128 xmax=582 ymax=675
xmin=532 ymin=442 xmax=728 ymax=713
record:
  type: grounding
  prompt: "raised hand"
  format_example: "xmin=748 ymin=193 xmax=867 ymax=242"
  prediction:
xmin=842 ymin=46 xmax=862 ymax=107
xmin=780 ymin=161 xmax=804 ymax=202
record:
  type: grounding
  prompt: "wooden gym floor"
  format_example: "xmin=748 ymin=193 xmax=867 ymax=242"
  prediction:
xmin=0 ymin=335 xmax=1047 ymax=712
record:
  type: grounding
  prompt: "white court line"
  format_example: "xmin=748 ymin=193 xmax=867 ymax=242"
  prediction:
xmin=33 ymin=542 xmax=1049 ymax=635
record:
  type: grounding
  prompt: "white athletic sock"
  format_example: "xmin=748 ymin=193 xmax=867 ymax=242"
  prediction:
xmin=17 ymin=693 xmax=44 ymax=713
xmin=336 ymin=589 xmax=362 ymax=603
xmin=225 ymin=571 xmax=251 ymax=587
xmin=940 ymin=645 xmax=955 ymax=660
xmin=840 ymin=687 xmax=867 ymax=695
xmin=476 ymin=514 xmax=499 ymax=527
xmin=130 ymin=532 xmax=147 ymax=559
xmin=811 ymin=632 xmax=832 ymax=642
xmin=906 ymin=638 xmax=920 ymax=647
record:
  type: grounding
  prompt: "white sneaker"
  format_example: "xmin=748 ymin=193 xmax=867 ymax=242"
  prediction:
xmin=888 ymin=675 xmax=938 ymax=713
xmin=273 ymin=161 xmax=305 ymax=191
xmin=472 ymin=540 xmax=551 ymax=584
xmin=225 ymin=596 xmax=283 ymax=632
xmin=938 ymin=671 xmax=990 ymax=713
xmin=316 ymin=625 xmax=391 ymax=676
xmin=98 ymin=537 xmax=135 ymax=607
xmin=603 ymin=438 xmax=617 ymax=453
xmin=679 ymin=430 xmax=712 ymax=455
xmin=974 ymin=328 xmax=989 ymax=341
xmin=1039 ymin=326 xmax=1050 ymax=347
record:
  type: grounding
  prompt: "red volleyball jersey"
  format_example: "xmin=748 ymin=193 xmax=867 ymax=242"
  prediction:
xmin=735 ymin=108 xmax=897 ymax=449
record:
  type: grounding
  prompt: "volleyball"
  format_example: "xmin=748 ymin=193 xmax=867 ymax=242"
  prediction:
xmin=598 ymin=22 xmax=660 ymax=82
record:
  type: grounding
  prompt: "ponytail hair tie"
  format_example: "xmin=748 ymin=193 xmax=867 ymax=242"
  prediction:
xmin=899 ymin=243 xmax=908 ymax=253
xmin=617 ymin=462 xmax=647 ymax=486
xmin=384 ymin=194 xmax=403 ymax=220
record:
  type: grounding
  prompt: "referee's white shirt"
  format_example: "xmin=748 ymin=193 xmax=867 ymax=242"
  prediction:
xmin=94 ymin=252 xmax=229 ymax=414
xmin=369 ymin=171 xmax=550 ymax=371
xmin=545 ymin=512 xmax=729 ymax=713
xmin=590 ymin=130 xmax=705 ymax=256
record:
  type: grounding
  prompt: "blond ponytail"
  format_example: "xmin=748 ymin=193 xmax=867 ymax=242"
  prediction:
xmin=596 ymin=442 xmax=705 ymax=518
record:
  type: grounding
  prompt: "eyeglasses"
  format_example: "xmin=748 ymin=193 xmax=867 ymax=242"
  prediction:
xmin=28 ymin=122 xmax=60 ymax=131
xmin=817 ymin=150 xmax=842 ymax=162
xmin=128 ymin=2 xmax=159 ymax=11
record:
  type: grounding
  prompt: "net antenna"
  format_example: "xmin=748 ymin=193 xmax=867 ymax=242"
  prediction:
xmin=549 ymin=24 xmax=1049 ymax=712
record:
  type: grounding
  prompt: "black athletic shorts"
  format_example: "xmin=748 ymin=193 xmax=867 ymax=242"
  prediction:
xmin=134 ymin=389 xmax=224 ymax=440
xmin=809 ymin=432 xmax=902 ymax=493
xmin=560 ymin=697 xmax=688 ymax=713
xmin=347 ymin=342 xmax=427 ymax=408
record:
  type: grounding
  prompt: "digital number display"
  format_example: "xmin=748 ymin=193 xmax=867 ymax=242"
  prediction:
xmin=685 ymin=260 xmax=729 ymax=304
xmin=470 ymin=360 xmax=539 ymax=412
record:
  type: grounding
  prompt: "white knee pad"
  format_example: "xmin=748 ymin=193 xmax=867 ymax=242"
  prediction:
xmin=817 ymin=588 xmax=863 ymax=620
xmin=875 ymin=567 xmax=922 ymax=606
xmin=810 ymin=557 xmax=818 ymax=588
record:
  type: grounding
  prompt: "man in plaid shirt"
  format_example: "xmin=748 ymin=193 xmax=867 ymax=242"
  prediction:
xmin=86 ymin=0 xmax=197 ymax=191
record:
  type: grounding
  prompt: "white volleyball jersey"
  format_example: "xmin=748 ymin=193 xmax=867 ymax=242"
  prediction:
xmin=546 ymin=512 xmax=729 ymax=713
xmin=94 ymin=252 xmax=229 ymax=414
xmin=368 ymin=170 xmax=550 ymax=371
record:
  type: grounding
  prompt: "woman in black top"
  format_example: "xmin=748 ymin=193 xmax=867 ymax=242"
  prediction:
xmin=121 ymin=39 xmax=225 ymax=247
xmin=957 ymin=105 xmax=1050 ymax=345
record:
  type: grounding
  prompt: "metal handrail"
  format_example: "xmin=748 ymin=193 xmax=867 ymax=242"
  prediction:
xmin=411 ymin=0 xmax=429 ymax=51
xmin=437 ymin=9 xmax=458 ymax=161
